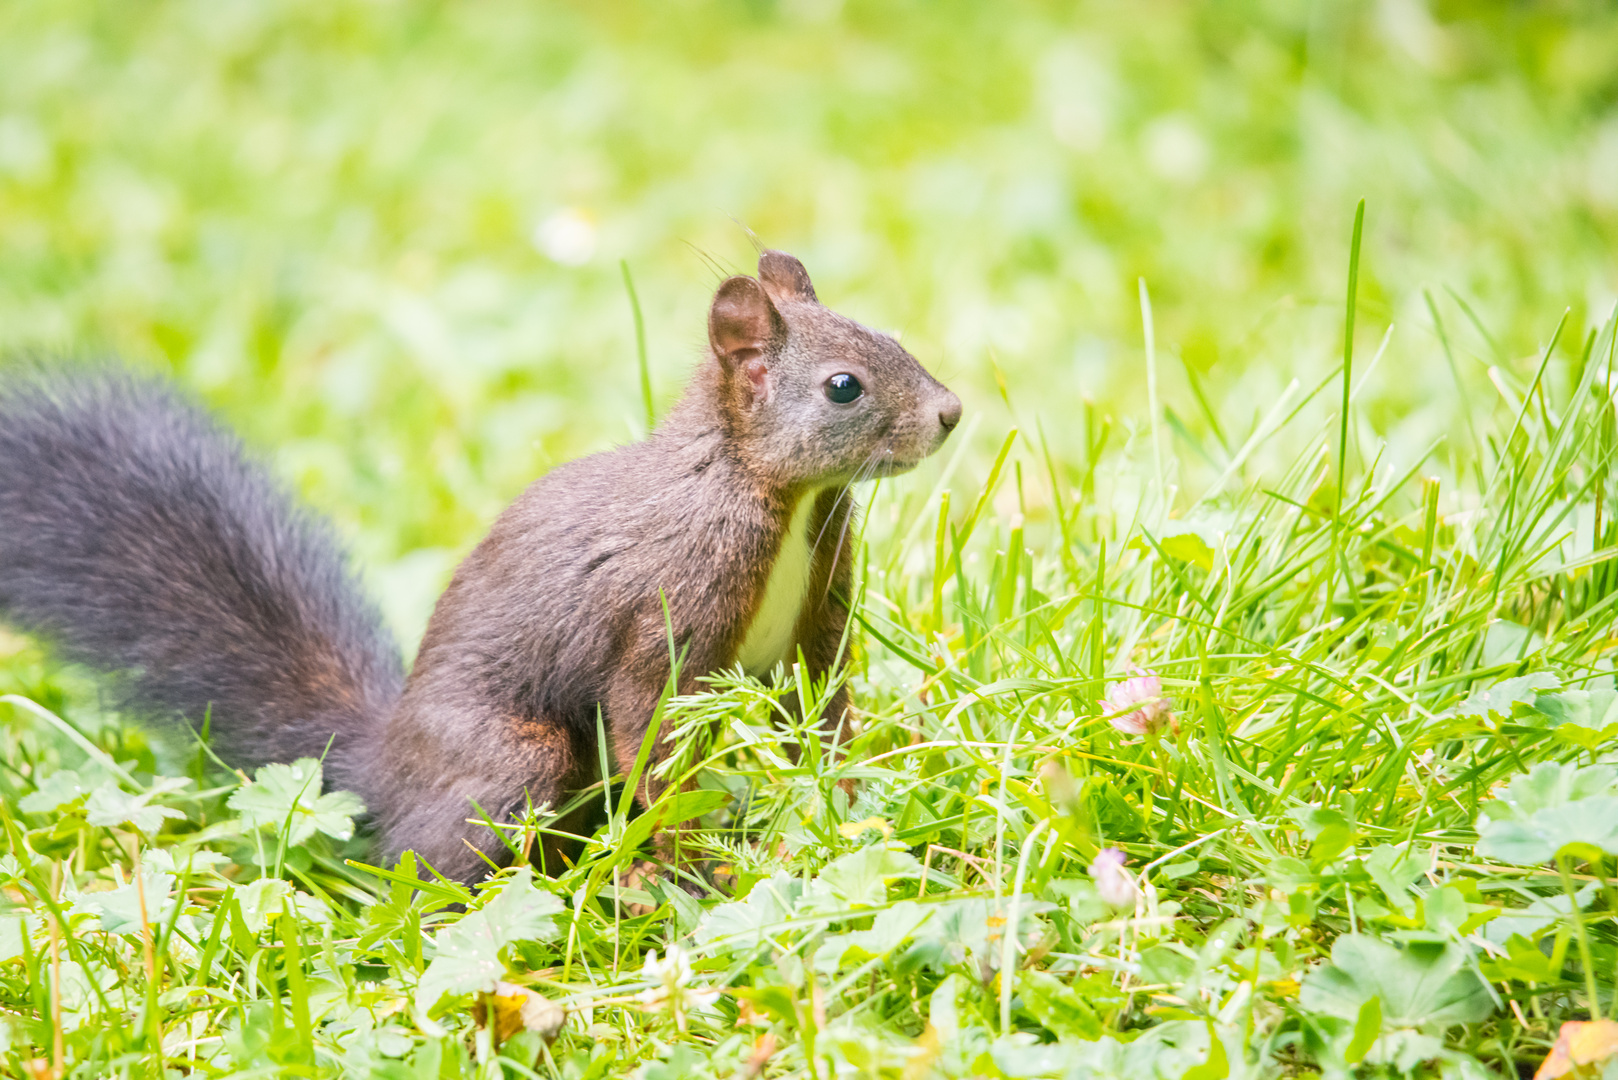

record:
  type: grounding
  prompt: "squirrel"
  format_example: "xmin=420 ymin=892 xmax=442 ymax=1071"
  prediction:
xmin=0 ymin=250 xmax=961 ymax=885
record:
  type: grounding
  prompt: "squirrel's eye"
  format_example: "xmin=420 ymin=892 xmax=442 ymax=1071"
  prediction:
xmin=824 ymin=373 xmax=863 ymax=404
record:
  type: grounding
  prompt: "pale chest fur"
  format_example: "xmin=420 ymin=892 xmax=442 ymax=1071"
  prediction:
xmin=735 ymin=491 xmax=822 ymax=678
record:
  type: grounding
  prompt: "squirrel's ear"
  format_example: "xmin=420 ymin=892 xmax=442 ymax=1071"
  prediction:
xmin=708 ymin=275 xmax=784 ymax=366
xmin=757 ymin=250 xmax=817 ymax=303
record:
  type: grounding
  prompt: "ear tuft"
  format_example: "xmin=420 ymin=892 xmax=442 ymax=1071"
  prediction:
xmin=757 ymin=250 xmax=817 ymax=304
xmin=708 ymin=276 xmax=784 ymax=364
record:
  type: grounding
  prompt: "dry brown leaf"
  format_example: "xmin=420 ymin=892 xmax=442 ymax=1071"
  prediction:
xmin=473 ymin=982 xmax=565 ymax=1044
xmin=1536 ymin=1019 xmax=1618 ymax=1080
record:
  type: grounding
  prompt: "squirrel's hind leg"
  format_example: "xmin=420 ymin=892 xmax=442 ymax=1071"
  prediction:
xmin=381 ymin=710 xmax=592 ymax=886
xmin=605 ymin=673 xmax=714 ymax=894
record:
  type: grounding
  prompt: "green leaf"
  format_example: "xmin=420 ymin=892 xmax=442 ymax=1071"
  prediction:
xmin=1182 ymin=1022 xmax=1230 ymax=1080
xmin=476 ymin=865 xmax=564 ymax=943
xmin=1018 ymin=969 xmax=1104 ymax=1041
xmin=1475 ymin=762 xmax=1618 ymax=864
xmin=142 ymin=847 xmax=231 ymax=874
xmin=661 ymin=882 xmax=704 ymax=935
xmin=1363 ymin=844 xmax=1425 ymax=917
xmin=0 ymin=913 xmax=39 ymax=962
xmin=236 ymin=877 xmax=293 ymax=933
xmin=1139 ymin=944 xmax=1196 ymax=985
xmin=929 ymin=974 xmax=966 ymax=1040
xmin=1531 ymin=688 xmax=1618 ymax=730
xmin=731 ymin=984 xmax=801 ymax=1027
xmin=1309 ymin=823 xmax=1358 ymax=867
xmin=84 ymin=778 xmax=188 ymax=834
xmin=903 ymin=897 xmax=1054 ymax=975
xmin=71 ymin=871 xmax=176 ymax=935
xmin=819 ymin=900 xmax=932 ymax=969
xmin=1528 ymin=689 xmax=1618 ymax=752
xmin=614 ymin=787 xmax=731 ymax=856
xmin=820 ymin=845 xmax=921 ymax=906
xmin=19 ymin=769 xmax=92 ymax=814
xmin=1299 ymin=935 xmax=1493 ymax=1028
xmin=695 ymin=872 xmax=802 ymax=954
xmin=1159 ymin=531 xmax=1215 ymax=571
xmin=415 ymin=867 xmax=564 ymax=1011
xmin=1287 ymin=805 xmax=1352 ymax=840
xmin=1422 ymin=885 xmax=1476 ymax=936
xmin=1344 ymin=995 xmax=1382 ymax=1064
xmin=640 ymin=1045 xmax=705 ymax=1080
xmin=1479 ymin=934 xmax=1557 ymax=984
xmin=1454 ymin=673 xmax=1560 ymax=721
xmin=1485 ymin=884 xmax=1596 ymax=946
xmin=227 ymin=759 xmax=365 ymax=844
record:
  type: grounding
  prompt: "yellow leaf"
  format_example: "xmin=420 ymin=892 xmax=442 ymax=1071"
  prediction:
xmin=838 ymin=817 xmax=892 ymax=839
xmin=474 ymin=982 xmax=565 ymax=1044
xmin=1536 ymin=1019 xmax=1618 ymax=1080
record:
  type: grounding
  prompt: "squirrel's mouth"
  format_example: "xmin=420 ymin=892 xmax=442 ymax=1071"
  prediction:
xmin=870 ymin=456 xmax=922 ymax=478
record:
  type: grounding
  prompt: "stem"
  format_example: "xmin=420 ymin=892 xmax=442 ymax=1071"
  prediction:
xmin=1559 ymin=854 xmax=1601 ymax=1017
xmin=621 ymin=260 xmax=653 ymax=433
xmin=132 ymin=835 xmax=164 ymax=1069
xmin=1139 ymin=277 xmax=1164 ymax=506
xmin=1000 ymin=819 xmax=1052 ymax=1034
xmin=1330 ymin=198 xmax=1365 ymax=611
xmin=1602 ymin=857 xmax=1618 ymax=1020
xmin=50 ymin=862 xmax=63 ymax=1080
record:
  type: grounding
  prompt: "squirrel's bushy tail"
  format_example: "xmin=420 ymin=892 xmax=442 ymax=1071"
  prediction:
xmin=0 ymin=367 xmax=403 ymax=800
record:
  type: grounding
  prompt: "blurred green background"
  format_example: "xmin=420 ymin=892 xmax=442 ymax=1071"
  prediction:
xmin=2 ymin=0 xmax=1615 ymax=646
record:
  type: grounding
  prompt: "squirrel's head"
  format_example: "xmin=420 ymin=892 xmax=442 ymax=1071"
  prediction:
xmin=707 ymin=250 xmax=961 ymax=491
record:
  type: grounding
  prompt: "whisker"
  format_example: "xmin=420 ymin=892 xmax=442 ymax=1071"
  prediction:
xmin=818 ymin=446 xmax=883 ymax=600
xmin=822 ymin=487 xmax=864 ymax=602
xmin=811 ymin=444 xmax=883 ymax=557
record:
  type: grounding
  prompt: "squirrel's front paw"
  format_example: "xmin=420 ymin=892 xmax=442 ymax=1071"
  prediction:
xmin=615 ymin=858 xmax=709 ymax=914
xmin=616 ymin=859 xmax=663 ymax=917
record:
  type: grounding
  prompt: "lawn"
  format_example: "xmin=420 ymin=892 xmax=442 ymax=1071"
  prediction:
xmin=3 ymin=1 xmax=1618 ymax=1077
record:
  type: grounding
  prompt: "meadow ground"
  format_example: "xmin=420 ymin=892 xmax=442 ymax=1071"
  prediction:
xmin=4 ymin=2 xmax=1618 ymax=1077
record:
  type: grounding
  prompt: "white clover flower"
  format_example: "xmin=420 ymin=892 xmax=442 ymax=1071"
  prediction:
xmin=1089 ymin=847 xmax=1139 ymax=910
xmin=637 ymin=944 xmax=719 ymax=1032
xmin=1099 ymin=666 xmax=1174 ymax=736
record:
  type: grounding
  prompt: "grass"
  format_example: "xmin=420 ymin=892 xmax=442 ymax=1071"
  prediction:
xmin=5 ymin=262 xmax=1618 ymax=1076
xmin=6 ymin=1 xmax=1618 ymax=1076
xmin=4 ymin=2 xmax=1617 ymax=648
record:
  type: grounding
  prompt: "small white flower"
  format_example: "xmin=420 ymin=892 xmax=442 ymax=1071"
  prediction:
xmin=1099 ymin=666 xmax=1174 ymax=736
xmin=532 ymin=208 xmax=596 ymax=266
xmin=1089 ymin=847 xmax=1139 ymax=910
xmin=1142 ymin=114 xmax=1209 ymax=184
xmin=637 ymin=945 xmax=719 ymax=1032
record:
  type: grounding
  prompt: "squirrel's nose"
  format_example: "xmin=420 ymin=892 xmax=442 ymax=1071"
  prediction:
xmin=938 ymin=392 xmax=963 ymax=433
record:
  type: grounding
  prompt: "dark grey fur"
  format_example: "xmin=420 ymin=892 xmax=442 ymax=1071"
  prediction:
xmin=0 ymin=252 xmax=960 ymax=884
xmin=0 ymin=367 xmax=405 ymax=801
